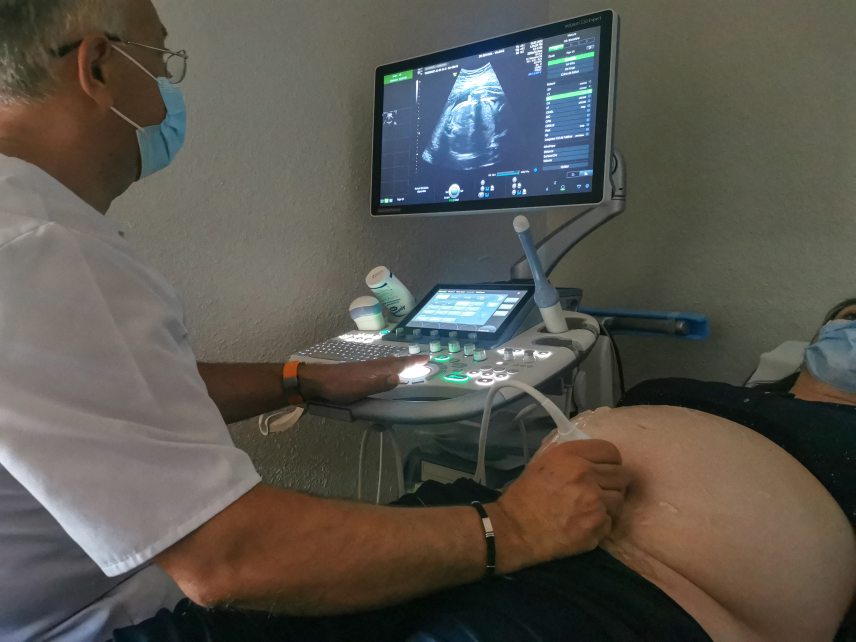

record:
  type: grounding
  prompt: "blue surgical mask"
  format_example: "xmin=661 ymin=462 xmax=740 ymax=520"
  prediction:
xmin=804 ymin=319 xmax=856 ymax=393
xmin=110 ymin=47 xmax=186 ymax=180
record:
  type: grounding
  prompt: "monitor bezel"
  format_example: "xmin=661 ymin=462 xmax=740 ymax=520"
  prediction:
xmin=388 ymin=283 xmax=536 ymax=342
xmin=371 ymin=9 xmax=616 ymax=218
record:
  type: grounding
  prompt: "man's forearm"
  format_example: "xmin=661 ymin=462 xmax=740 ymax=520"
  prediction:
xmin=157 ymin=484 xmax=529 ymax=615
xmin=197 ymin=363 xmax=288 ymax=424
xmin=197 ymin=358 xmax=420 ymax=423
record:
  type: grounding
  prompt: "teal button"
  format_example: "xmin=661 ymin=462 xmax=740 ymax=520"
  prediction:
xmin=432 ymin=354 xmax=452 ymax=363
xmin=443 ymin=372 xmax=471 ymax=384
xmin=379 ymin=329 xmax=390 ymax=335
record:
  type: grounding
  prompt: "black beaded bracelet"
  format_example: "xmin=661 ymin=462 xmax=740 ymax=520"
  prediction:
xmin=470 ymin=501 xmax=496 ymax=579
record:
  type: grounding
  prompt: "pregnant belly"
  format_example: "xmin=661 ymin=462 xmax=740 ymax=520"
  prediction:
xmin=573 ymin=406 xmax=855 ymax=641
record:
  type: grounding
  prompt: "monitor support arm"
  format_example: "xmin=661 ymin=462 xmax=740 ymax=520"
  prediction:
xmin=510 ymin=150 xmax=626 ymax=280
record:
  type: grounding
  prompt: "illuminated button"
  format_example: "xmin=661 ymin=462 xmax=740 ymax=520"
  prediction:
xmin=503 ymin=348 xmax=514 ymax=360
xmin=494 ymin=368 xmax=507 ymax=374
xmin=475 ymin=377 xmax=494 ymax=386
xmin=408 ymin=343 xmax=421 ymax=355
xmin=535 ymin=351 xmax=553 ymax=359
xmin=398 ymin=363 xmax=434 ymax=384
xmin=463 ymin=343 xmax=476 ymax=357
xmin=429 ymin=340 xmax=442 ymax=353
xmin=432 ymin=354 xmax=451 ymax=363
xmin=443 ymin=372 xmax=470 ymax=384
xmin=480 ymin=368 xmax=494 ymax=376
xmin=380 ymin=329 xmax=390 ymax=335
xmin=473 ymin=349 xmax=487 ymax=362
xmin=448 ymin=340 xmax=461 ymax=353
xmin=495 ymin=373 xmax=510 ymax=381
xmin=468 ymin=370 xmax=481 ymax=377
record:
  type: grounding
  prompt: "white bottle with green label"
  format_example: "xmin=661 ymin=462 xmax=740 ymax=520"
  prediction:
xmin=366 ymin=266 xmax=416 ymax=320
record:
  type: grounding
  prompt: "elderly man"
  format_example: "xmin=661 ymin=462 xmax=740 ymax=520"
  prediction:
xmin=0 ymin=2 xmax=631 ymax=640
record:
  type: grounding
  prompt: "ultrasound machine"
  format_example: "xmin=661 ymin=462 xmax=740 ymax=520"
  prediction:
xmin=284 ymin=11 xmax=706 ymax=495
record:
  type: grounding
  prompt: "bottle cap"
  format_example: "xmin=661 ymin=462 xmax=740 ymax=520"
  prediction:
xmin=366 ymin=266 xmax=392 ymax=289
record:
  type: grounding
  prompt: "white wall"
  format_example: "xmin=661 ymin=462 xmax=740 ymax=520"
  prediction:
xmin=112 ymin=0 xmax=550 ymax=496
xmin=115 ymin=1 xmax=854 ymax=496
xmin=547 ymin=0 xmax=856 ymax=386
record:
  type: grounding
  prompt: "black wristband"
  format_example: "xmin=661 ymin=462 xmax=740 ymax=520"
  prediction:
xmin=470 ymin=501 xmax=496 ymax=579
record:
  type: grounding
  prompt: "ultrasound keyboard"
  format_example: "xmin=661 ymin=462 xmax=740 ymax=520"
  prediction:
xmin=296 ymin=334 xmax=409 ymax=363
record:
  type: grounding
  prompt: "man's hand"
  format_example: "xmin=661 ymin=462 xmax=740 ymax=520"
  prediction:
xmin=492 ymin=439 xmax=631 ymax=572
xmin=298 ymin=356 xmax=428 ymax=405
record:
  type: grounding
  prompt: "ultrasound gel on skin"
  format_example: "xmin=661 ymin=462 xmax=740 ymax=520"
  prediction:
xmin=366 ymin=266 xmax=416 ymax=320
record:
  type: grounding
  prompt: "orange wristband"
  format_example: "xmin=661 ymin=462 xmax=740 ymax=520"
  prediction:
xmin=282 ymin=361 xmax=305 ymax=406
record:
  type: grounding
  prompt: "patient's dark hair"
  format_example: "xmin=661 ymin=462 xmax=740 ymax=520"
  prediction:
xmin=821 ymin=298 xmax=856 ymax=324
xmin=749 ymin=297 xmax=856 ymax=393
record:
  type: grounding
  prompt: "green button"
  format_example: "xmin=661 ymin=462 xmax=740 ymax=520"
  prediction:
xmin=443 ymin=372 xmax=471 ymax=384
xmin=432 ymin=355 xmax=452 ymax=363
xmin=379 ymin=329 xmax=390 ymax=335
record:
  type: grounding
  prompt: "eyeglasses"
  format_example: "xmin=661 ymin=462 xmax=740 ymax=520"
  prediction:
xmin=53 ymin=34 xmax=189 ymax=84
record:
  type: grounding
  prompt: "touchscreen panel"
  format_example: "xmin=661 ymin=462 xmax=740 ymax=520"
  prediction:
xmin=407 ymin=287 xmax=531 ymax=334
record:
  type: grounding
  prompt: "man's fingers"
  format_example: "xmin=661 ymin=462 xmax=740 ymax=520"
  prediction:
xmin=592 ymin=463 xmax=632 ymax=492
xmin=398 ymin=355 xmax=429 ymax=368
xmin=370 ymin=355 xmax=429 ymax=372
xmin=601 ymin=489 xmax=625 ymax=524
xmin=552 ymin=438 xmax=622 ymax=465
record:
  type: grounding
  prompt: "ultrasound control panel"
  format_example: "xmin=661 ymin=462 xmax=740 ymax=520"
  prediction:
xmin=294 ymin=310 xmax=601 ymax=425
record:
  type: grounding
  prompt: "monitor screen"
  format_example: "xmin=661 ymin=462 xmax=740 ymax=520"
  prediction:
xmin=396 ymin=284 xmax=534 ymax=340
xmin=372 ymin=10 xmax=616 ymax=216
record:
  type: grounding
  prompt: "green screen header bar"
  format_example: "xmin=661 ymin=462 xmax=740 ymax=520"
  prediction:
xmin=547 ymin=51 xmax=596 ymax=66
xmin=548 ymin=44 xmax=564 ymax=52
xmin=384 ymin=70 xmax=414 ymax=85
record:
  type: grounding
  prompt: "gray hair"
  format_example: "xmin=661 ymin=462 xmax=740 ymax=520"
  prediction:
xmin=0 ymin=0 xmax=128 ymax=104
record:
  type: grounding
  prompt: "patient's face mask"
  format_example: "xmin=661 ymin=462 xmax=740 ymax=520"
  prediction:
xmin=804 ymin=319 xmax=856 ymax=393
xmin=109 ymin=46 xmax=187 ymax=180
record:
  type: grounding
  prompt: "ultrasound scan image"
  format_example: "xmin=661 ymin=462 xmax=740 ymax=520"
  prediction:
xmin=422 ymin=63 xmax=510 ymax=170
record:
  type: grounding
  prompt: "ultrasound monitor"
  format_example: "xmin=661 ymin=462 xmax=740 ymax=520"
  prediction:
xmin=371 ymin=10 xmax=618 ymax=217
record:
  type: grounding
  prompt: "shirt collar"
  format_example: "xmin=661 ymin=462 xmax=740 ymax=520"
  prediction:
xmin=0 ymin=153 xmax=127 ymax=241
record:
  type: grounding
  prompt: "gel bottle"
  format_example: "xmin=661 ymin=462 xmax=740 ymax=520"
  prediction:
xmin=366 ymin=266 xmax=416 ymax=320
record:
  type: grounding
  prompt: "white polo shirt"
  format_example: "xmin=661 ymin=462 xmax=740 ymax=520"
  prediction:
xmin=0 ymin=155 xmax=262 ymax=641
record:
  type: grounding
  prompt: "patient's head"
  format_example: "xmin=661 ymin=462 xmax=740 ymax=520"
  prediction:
xmin=821 ymin=299 xmax=856 ymax=324
xmin=790 ymin=298 xmax=856 ymax=405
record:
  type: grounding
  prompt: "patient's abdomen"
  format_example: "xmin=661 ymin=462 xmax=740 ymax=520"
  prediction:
xmin=580 ymin=405 xmax=855 ymax=642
